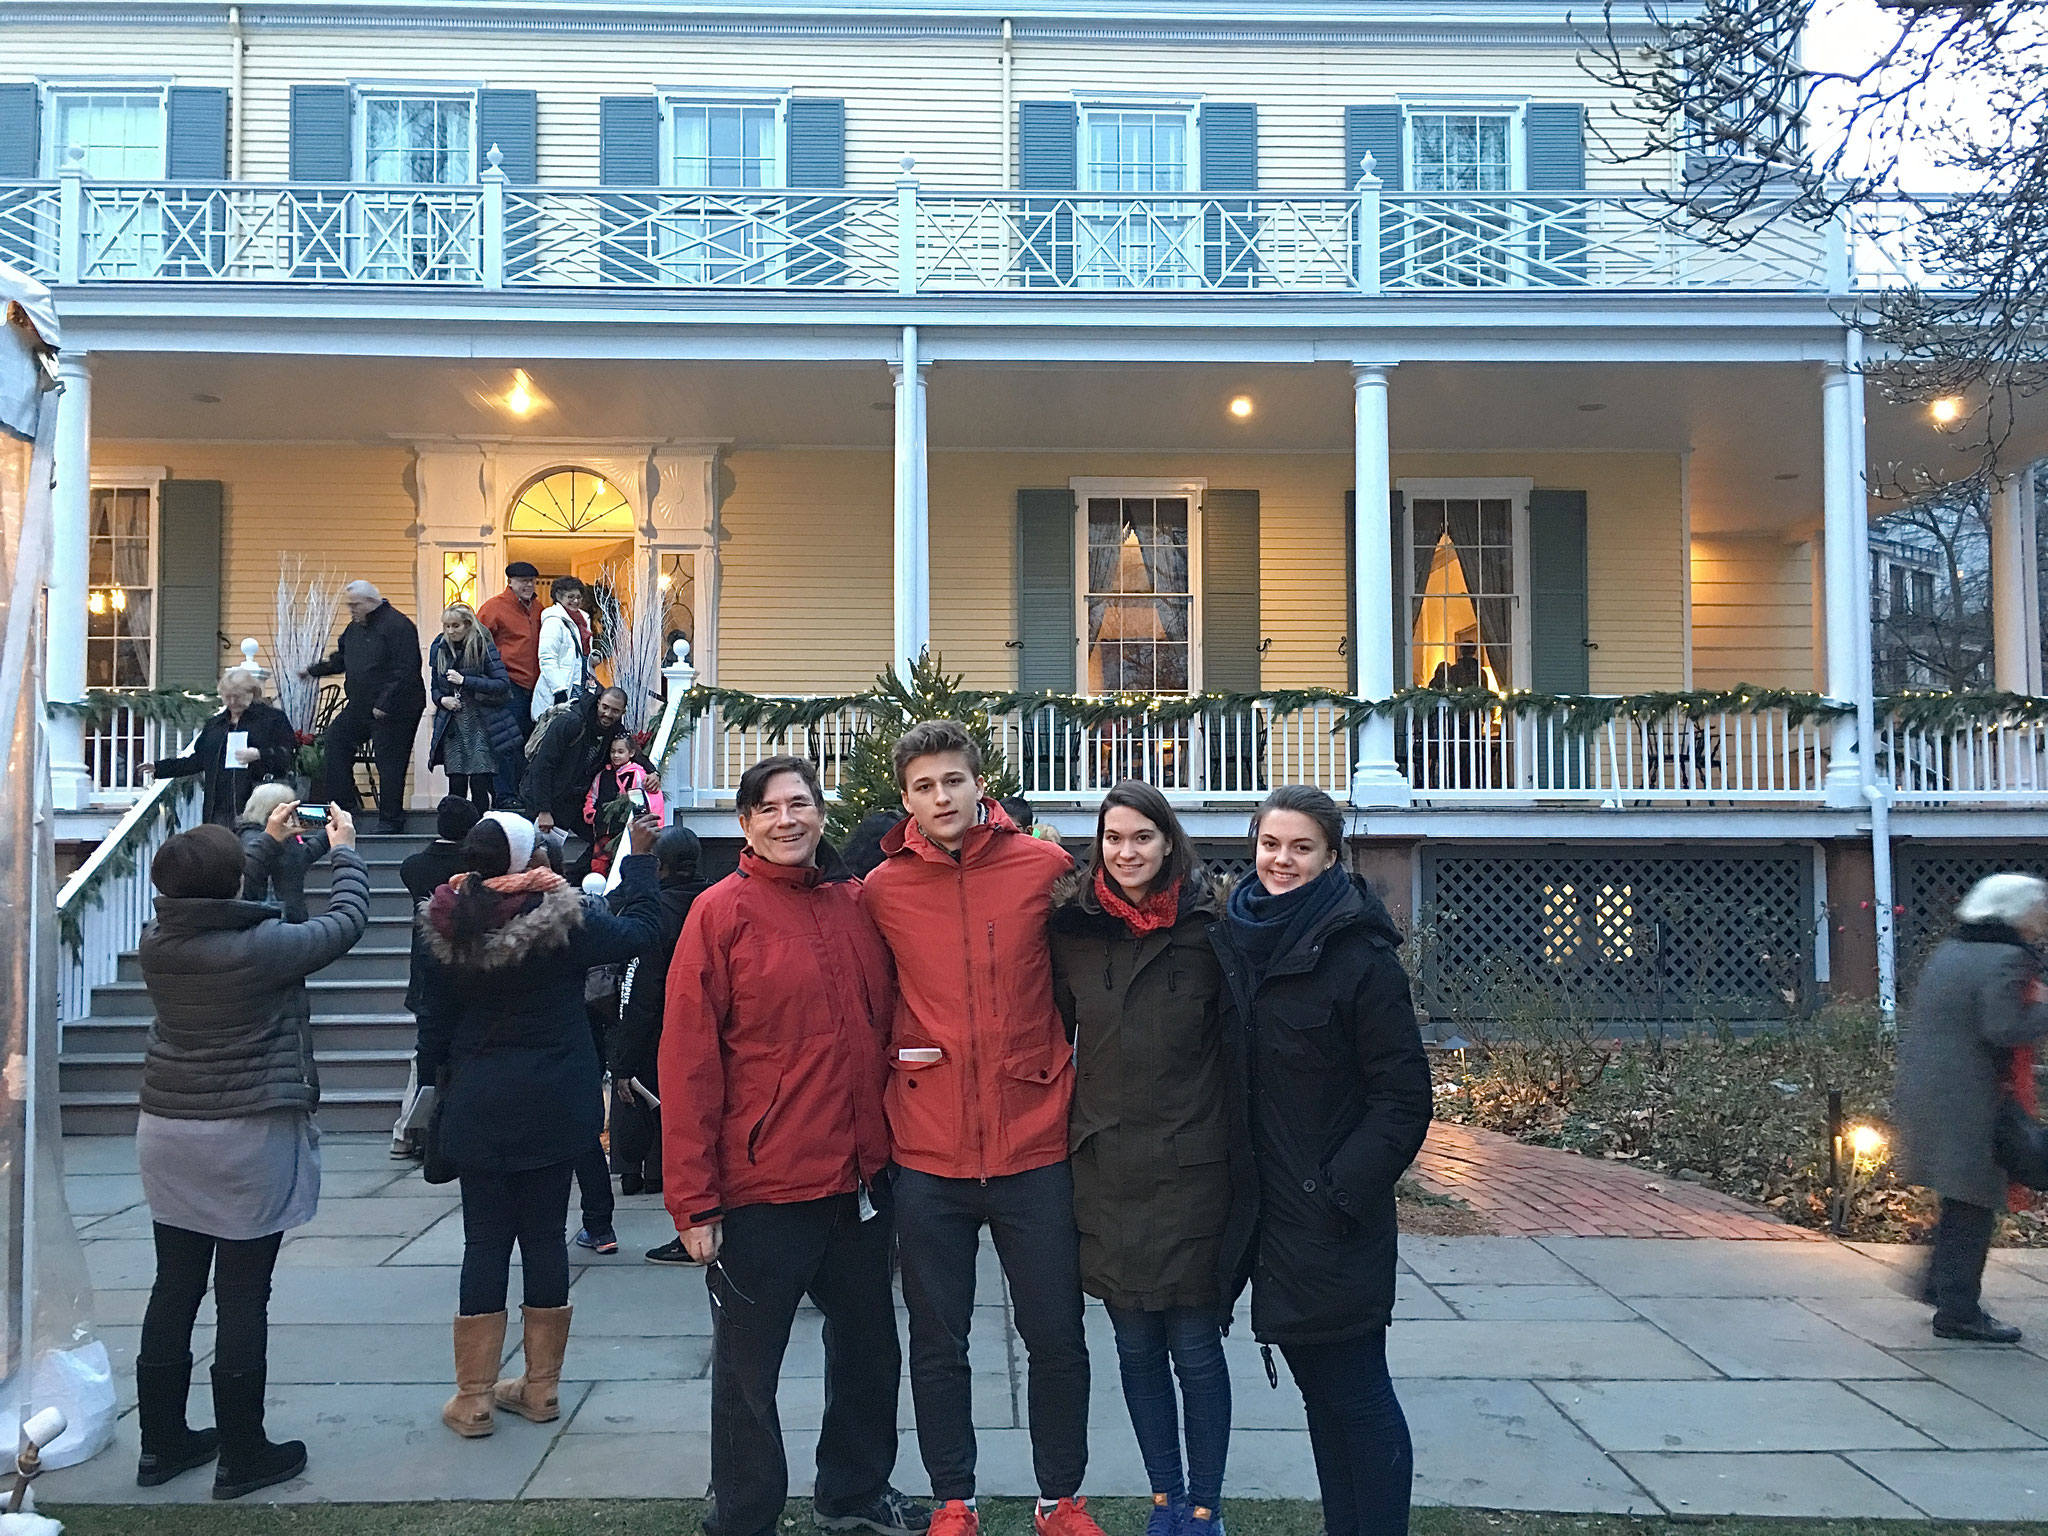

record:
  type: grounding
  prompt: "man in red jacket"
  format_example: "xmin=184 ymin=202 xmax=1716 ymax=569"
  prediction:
xmin=860 ymin=721 xmax=1101 ymax=1536
xmin=663 ymin=755 xmax=927 ymax=1536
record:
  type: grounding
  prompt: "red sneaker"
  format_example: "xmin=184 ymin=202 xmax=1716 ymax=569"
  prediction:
xmin=1035 ymin=1498 xmax=1108 ymax=1536
xmin=929 ymin=1501 xmax=979 ymax=1536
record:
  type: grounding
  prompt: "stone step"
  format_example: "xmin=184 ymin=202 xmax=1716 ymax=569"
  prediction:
xmin=62 ymin=1087 xmax=403 ymax=1136
xmin=60 ymin=1047 xmax=414 ymax=1097
xmin=114 ymin=945 xmax=413 ymax=985
xmin=88 ymin=977 xmax=410 ymax=1018
xmin=61 ymin=1012 xmax=419 ymax=1057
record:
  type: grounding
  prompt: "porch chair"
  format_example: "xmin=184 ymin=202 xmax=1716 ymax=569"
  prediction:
xmin=310 ymin=682 xmax=383 ymax=812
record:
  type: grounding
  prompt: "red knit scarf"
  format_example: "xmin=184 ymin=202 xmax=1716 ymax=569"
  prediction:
xmin=1093 ymin=867 xmax=1181 ymax=935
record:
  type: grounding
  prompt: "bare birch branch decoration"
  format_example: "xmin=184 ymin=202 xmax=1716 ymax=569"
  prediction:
xmin=269 ymin=556 xmax=344 ymax=736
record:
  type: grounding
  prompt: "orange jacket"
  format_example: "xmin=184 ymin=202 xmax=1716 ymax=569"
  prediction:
xmin=661 ymin=847 xmax=895 ymax=1227
xmin=477 ymin=588 xmax=541 ymax=690
xmin=860 ymin=802 xmax=1075 ymax=1180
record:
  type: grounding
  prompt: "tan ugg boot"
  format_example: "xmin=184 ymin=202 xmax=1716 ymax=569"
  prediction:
xmin=495 ymin=1304 xmax=572 ymax=1423
xmin=442 ymin=1312 xmax=508 ymax=1438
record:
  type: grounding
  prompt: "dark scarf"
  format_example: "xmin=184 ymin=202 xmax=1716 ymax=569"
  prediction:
xmin=1226 ymin=862 xmax=1350 ymax=990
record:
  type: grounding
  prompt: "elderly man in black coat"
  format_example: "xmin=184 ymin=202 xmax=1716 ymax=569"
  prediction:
xmin=304 ymin=581 xmax=426 ymax=834
xmin=521 ymin=687 xmax=628 ymax=843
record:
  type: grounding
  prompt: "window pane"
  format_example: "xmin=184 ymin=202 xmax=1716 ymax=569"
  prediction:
xmin=54 ymin=94 xmax=164 ymax=178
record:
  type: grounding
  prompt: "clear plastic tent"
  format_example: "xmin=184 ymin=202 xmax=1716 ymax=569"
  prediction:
xmin=0 ymin=262 xmax=116 ymax=1478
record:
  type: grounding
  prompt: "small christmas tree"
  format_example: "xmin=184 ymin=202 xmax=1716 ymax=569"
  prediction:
xmin=828 ymin=651 xmax=1020 ymax=843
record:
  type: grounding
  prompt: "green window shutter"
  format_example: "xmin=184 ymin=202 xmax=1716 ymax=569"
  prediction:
xmin=288 ymin=85 xmax=351 ymax=181
xmin=157 ymin=480 xmax=224 ymax=690
xmin=1343 ymin=488 xmax=1405 ymax=694
xmin=1200 ymin=103 xmax=1256 ymax=191
xmin=598 ymin=96 xmax=658 ymax=185
xmin=1017 ymin=489 xmax=1076 ymax=692
xmin=1526 ymin=103 xmax=1586 ymax=190
xmin=167 ymin=87 xmax=230 ymax=179
xmin=478 ymin=89 xmax=538 ymax=182
xmin=1019 ymin=101 xmax=1078 ymax=189
xmin=785 ymin=98 xmax=846 ymax=187
xmin=1343 ymin=104 xmax=1403 ymax=190
xmin=1203 ymin=490 xmax=1261 ymax=692
xmin=0 ymin=84 xmax=38 ymax=179
xmin=1528 ymin=488 xmax=1590 ymax=692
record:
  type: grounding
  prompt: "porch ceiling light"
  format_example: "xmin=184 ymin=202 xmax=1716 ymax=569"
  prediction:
xmin=1228 ymin=395 xmax=1254 ymax=419
xmin=1930 ymin=396 xmax=1964 ymax=426
xmin=504 ymin=369 xmax=540 ymax=417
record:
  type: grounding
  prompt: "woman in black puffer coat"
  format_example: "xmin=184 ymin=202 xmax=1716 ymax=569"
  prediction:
xmin=414 ymin=809 xmax=660 ymax=1441
xmin=1210 ymin=785 xmax=1432 ymax=1536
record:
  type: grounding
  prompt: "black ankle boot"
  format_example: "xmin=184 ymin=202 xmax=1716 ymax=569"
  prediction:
xmin=134 ymin=1355 xmax=219 ymax=1487
xmin=210 ymin=1366 xmax=307 ymax=1500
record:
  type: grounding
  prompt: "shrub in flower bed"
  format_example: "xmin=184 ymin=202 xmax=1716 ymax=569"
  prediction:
xmin=1427 ymin=1003 xmax=2048 ymax=1245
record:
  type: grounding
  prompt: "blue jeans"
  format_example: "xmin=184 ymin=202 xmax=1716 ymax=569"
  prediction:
xmin=1282 ymin=1330 xmax=1411 ymax=1536
xmin=1105 ymin=1304 xmax=1230 ymax=1509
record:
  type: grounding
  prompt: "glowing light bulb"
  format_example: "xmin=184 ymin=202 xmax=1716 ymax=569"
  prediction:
xmin=111 ymin=587 xmax=127 ymax=611
xmin=1228 ymin=395 xmax=1254 ymax=419
xmin=1930 ymin=396 xmax=1963 ymax=425
xmin=87 ymin=591 xmax=107 ymax=615
xmin=1848 ymin=1124 xmax=1886 ymax=1159
xmin=505 ymin=370 xmax=536 ymax=416
xmin=592 ymin=479 xmax=607 ymax=498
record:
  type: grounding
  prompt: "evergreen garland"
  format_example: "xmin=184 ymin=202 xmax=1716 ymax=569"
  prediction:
xmin=47 ymin=688 xmax=220 ymax=729
xmin=58 ymin=780 xmax=195 ymax=951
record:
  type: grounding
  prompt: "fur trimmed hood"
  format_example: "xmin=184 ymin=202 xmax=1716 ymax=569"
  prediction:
xmin=418 ymin=880 xmax=586 ymax=970
xmin=1048 ymin=862 xmax=1225 ymax=934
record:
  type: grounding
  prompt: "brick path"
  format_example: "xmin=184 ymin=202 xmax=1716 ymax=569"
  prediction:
xmin=1413 ymin=1120 xmax=1825 ymax=1240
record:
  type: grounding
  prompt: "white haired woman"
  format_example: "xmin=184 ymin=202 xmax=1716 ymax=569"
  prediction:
xmin=236 ymin=782 xmax=331 ymax=924
xmin=144 ymin=668 xmax=299 ymax=826
xmin=1894 ymin=872 xmax=2048 ymax=1343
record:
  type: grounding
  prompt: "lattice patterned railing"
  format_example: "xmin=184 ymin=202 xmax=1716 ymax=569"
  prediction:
xmin=1398 ymin=699 xmax=1829 ymax=802
xmin=0 ymin=182 xmax=59 ymax=281
xmin=502 ymin=188 xmax=900 ymax=288
xmin=1881 ymin=714 xmax=2048 ymax=803
xmin=76 ymin=183 xmax=485 ymax=282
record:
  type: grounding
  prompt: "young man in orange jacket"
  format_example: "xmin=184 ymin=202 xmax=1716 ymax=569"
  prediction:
xmin=663 ymin=755 xmax=928 ymax=1536
xmin=860 ymin=720 xmax=1103 ymax=1536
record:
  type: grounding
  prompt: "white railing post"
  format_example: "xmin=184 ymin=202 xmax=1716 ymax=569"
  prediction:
xmin=57 ymin=144 xmax=84 ymax=285
xmin=1824 ymin=200 xmax=1850 ymax=294
xmin=656 ymin=638 xmax=698 ymax=814
xmin=1355 ymin=153 xmax=1382 ymax=297
xmin=896 ymin=154 xmax=919 ymax=295
xmin=481 ymin=144 xmax=507 ymax=290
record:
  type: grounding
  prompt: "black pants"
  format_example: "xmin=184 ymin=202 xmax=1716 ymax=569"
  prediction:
xmin=322 ymin=697 xmax=424 ymax=824
xmin=895 ymin=1161 xmax=1089 ymax=1501
xmin=1282 ymin=1330 xmax=1412 ymax=1536
xmin=140 ymin=1224 xmax=283 ymax=1374
xmin=445 ymin=772 xmax=495 ymax=812
xmin=1931 ymin=1196 xmax=1999 ymax=1324
xmin=510 ymin=684 xmax=534 ymax=742
xmin=458 ymin=1162 xmax=574 ymax=1316
xmin=575 ymin=1140 xmax=615 ymax=1234
xmin=609 ymin=1083 xmax=662 ymax=1189
xmin=707 ymin=1189 xmax=901 ymax=1536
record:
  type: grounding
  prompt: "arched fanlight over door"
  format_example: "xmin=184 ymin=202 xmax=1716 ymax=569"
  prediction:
xmin=506 ymin=468 xmax=635 ymax=534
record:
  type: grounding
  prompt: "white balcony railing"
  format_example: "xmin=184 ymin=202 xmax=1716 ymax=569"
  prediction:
xmin=81 ymin=706 xmax=200 ymax=801
xmin=1882 ymin=714 xmax=2048 ymax=803
xmin=6 ymin=159 xmax=1885 ymax=297
xmin=1398 ymin=698 xmax=1829 ymax=802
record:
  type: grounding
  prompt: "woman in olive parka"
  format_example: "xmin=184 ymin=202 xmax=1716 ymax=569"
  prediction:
xmin=1051 ymin=781 xmax=1244 ymax=1536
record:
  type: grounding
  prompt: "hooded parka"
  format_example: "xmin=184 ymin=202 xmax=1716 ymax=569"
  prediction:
xmin=1894 ymin=923 xmax=2048 ymax=1211
xmin=1050 ymin=867 xmax=1246 ymax=1318
xmin=1210 ymin=873 xmax=1432 ymax=1347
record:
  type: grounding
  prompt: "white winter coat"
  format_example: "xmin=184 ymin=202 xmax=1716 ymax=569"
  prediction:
xmin=533 ymin=603 xmax=591 ymax=720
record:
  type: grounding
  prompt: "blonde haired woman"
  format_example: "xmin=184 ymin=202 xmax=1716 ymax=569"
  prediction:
xmin=429 ymin=603 xmax=522 ymax=812
xmin=146 ymin=667 xmax=298 ymax=826
xmin=236 ymin=783 xmax=330 ymax=924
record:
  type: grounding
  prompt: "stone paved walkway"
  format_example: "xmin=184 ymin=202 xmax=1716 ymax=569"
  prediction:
xmin=39 ymin=1134 xmax=2048 ymax=1520
xmin=1413 ymin=1122 xmax=1824 ymax=1240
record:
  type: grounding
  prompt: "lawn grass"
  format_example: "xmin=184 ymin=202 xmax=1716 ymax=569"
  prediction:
xmin=35 ymin=1501 xmax=2048 ymax=1536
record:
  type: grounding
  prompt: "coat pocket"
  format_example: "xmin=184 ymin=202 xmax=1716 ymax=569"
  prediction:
xmin=885 ymin=1040 xmax=957 ymax=1164
xmin=1174 ymin=1125 xmax=1229 ymax=1167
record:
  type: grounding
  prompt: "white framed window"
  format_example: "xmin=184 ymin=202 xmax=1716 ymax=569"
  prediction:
xmin=1077 ymin=104 xmax=1199 ymax=289
xmin=86 ymin=474 xmax=160 ymax=689
xmin=40 ymin=86 xmax=168 ymax=178
xmin=356 ymin=92 xmax=476 ymax=184
xmin=1404 ymin=107 xmax=1523 ymax=194
xmin=663 ymin=99 xmax=784 ymax=189
xmin=1072 ymin=477 xmax=1206 ymax=695
xmin=1398 ymin=477 xmax=1532 ymax=692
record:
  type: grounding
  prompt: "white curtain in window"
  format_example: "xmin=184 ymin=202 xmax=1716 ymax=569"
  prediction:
xmin=670 ymin=105 xmax=777 ymax=188
xmin=51 ymin=94 xmax=164 ymax=178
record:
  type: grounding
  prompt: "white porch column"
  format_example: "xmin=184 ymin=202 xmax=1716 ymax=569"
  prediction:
xmin=1350 ymin=363 xmax=1410 ymax=807
xmin=48 ymin=352 xmax=93 ymax=811
xmin=892 ymin=325 xmax=930 ymax=675
xmin=1992 ymin=465 xmax=2042 ymax=694
xmin=1821 ymin=359 xmax=1867 ymax=807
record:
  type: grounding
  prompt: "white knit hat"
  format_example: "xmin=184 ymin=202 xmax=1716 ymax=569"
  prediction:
xmin=480 ymin=810 xmax=537 ymax=875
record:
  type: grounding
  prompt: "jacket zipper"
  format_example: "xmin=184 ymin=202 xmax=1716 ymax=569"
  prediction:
xmin=960 ymin=865 xmax=985 ymax=1181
